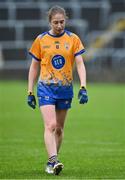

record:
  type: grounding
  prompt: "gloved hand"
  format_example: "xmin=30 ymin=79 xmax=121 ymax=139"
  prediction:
xmin=78 ymin=86 xmax=88 ymax=104
xmin=27 ymin=92 xmax=36 ymax=109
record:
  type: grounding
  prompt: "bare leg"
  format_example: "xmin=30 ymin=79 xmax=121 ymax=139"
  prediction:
xmin=55 ymin=109 xmax=67 ymax=153
xmin=40 ymin=105 xmax=57 ymax=158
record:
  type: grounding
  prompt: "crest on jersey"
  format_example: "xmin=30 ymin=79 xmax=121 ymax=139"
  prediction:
xmin=55 ymin=41 xmax=60 ymax=49
xmin=64 ymin=42 xmax=70 ymax=50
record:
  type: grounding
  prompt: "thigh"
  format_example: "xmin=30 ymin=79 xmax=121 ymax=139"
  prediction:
xmin=40 ymin=105 xmax=56 ymax=126
xmin=56 ymin=109 xmax=68 ymax=128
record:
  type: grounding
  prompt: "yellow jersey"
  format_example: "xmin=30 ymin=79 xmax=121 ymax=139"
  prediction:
xmin=29 ymin=30 xmax=85 ymax=86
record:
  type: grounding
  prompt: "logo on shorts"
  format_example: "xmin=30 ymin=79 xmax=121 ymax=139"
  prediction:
xmin=65 ymin=101 xmax=69 ymax=104
xmin=45 ymin=96 xmax=49 ymax=100
xmin=51 ymin=55 xmax=65 ymax=69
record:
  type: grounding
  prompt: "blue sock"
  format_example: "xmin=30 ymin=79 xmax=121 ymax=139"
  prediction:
xmin=48 ymin=155 xmax=57 ymax=164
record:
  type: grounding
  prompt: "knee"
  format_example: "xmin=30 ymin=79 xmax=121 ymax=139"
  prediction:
xmin=45 ymin=122 xmax=56 ymax=132
xmin=55 ymin=126 xmax=63 ymax=136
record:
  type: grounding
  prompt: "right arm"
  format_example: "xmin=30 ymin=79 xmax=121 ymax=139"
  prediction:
xmin=28 ymin=58 xmax=40 ymax=93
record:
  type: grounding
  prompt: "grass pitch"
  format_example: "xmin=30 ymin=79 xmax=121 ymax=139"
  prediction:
xmin=0 ymin=81 xmax=125 ymax=179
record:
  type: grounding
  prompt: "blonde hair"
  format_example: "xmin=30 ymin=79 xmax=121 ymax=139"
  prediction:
xmin=47 ymin=5 xmax=68 ymax=22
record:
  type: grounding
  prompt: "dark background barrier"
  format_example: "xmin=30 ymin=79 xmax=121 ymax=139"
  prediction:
xmin=0 ymin=0 xmax=125 ymax=82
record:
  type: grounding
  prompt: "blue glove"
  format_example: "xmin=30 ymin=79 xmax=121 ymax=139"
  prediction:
xmin=78 ymin=86 xmax=88 ymax=104
xmin=27 ymin=92 xmax=36 ymax=109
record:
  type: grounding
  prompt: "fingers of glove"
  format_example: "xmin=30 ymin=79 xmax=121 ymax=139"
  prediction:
xmin=28 ymin=95 xmax=36 ymax=103
xmin=78 ymin=90 xmax=87 ymax=99
xmin=27 ymin=95 xmax=36 ymax=109
xmin=79 ymin=95 xmax=88 ymax=104
xmin=31 ymin=103 xmax=36 ymax=109
xmin=79 ymin=98 xmax=87 ymax=104
xmin=32 ymin=97 xmax=36 ymax=106
xmin=28 ymin=101 xmax=36 ymax=109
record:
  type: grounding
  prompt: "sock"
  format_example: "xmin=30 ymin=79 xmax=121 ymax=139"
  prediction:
xmin=48 ymin=155 xmax=58 ymax=164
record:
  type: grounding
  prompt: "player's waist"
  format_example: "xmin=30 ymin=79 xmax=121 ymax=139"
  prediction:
xmin=38 ymin=79 xmax=72 ymax=87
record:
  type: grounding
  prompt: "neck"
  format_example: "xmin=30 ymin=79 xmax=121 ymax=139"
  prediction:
xmin=49 ymin=29 xmax=64 ymax=36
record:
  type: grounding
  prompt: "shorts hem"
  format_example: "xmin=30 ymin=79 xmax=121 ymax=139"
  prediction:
xmin=56 ymin=106 xmax=71 ymax=110
xmin=39 ymin=103 xmax=55 ymax=107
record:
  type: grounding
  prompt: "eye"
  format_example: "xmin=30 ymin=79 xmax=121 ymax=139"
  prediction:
xmin=53 ymin=21 xmax=58 ymax=25
xmin=60 ymin=20 xmax=64 ymax=24
xmin=52 ymin=20 xmax=65 ymax=25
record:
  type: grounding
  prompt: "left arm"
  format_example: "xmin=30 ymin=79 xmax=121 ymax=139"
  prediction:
xmin=75 ymin=55 xmax=86 ymax=88
xmin=75 ymin=55 xmax=88 ymax=104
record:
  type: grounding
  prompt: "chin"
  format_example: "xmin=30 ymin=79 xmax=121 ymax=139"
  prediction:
xmin=56 ymin=30 xmax=64 ymax=35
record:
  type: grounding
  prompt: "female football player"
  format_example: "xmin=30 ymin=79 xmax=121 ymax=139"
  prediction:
xmin=27 ymin=5 xmax=88 ymax=175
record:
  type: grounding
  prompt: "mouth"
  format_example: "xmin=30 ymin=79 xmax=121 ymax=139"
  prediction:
xmin=56 ymin=29 xmax=63 ymax=33
xmin=57 ymin=29 xmax=62 ymax=31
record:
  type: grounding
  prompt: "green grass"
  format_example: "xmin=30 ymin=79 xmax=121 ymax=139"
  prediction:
xmin=0 ymin=81 xmax=125 ymax=179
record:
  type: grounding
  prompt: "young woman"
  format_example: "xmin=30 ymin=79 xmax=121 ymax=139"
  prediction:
xmin=27 ymin=5 xmax=88 ymax=175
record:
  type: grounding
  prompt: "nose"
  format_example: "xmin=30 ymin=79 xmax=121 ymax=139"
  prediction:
xmin=57 ymin=23 xmax=62 ymax=28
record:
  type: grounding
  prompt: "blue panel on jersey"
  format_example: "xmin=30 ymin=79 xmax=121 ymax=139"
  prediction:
xmin=39 ymin=32 xmax=47 ymax=38
xmin=74 ymin=49 xmax=85 ymax=57
xmin=29 ymin=52 xmax=41 ymax=61
xmin=65 ymin=30 xmax=72 ymax=36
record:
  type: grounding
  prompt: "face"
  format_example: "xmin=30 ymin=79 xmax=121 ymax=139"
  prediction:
xmin=50 ymin=13 xmax=66 ymax=35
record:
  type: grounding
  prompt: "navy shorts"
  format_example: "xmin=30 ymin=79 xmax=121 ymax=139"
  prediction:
xmin=38 ymin=96 xmax=72 ymax=109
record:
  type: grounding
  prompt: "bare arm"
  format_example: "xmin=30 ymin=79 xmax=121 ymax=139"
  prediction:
xmin=75 ymin=55 xmax=86 ymax=88
xmin=28 ymin=59 xmax=40 ymax=93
